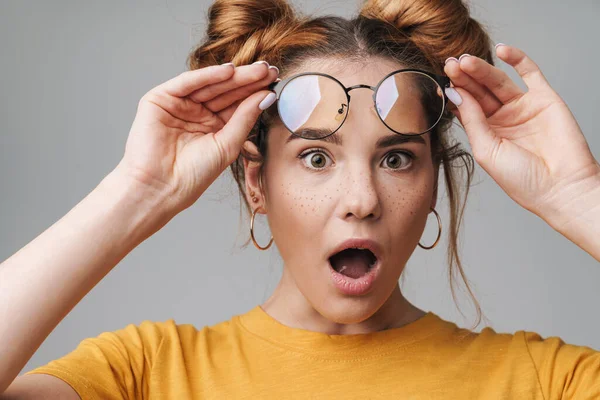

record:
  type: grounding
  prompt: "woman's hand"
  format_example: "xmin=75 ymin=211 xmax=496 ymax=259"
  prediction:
xmin=114 ymin=62 xmax=278 ymax=216
xmin=443 ymin=44 xmax=600 ymax=223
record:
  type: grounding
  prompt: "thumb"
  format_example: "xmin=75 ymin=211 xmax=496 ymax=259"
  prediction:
xmin=447 ymin=87 xmax=497 ymax=163
xmin=214 ymin=90 xmax=276 ymax=165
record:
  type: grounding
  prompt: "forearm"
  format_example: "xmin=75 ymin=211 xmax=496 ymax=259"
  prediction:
xmin=542 ymin=175 xmax=600 ymax=262
xmin=0 ymin=168 xmax=172 ymax=393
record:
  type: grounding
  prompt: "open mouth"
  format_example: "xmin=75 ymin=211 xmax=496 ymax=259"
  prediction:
xmin=329 ymin=248 xmax=378 ymax=279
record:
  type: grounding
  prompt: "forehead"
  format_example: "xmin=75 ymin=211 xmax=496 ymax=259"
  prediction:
xmin=284 ymin=56 xmax=406 ymax=88
xmin=268 ymin=56 xmax=434 ymax=149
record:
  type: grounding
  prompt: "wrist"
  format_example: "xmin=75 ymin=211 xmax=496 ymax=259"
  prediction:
xmin=97 ymin=167 xmax=177 ymax=246
xmin=540 ymin=166 xmax=600 ymax=231
xmin=538 ymin=168 xmax=600 ymax=261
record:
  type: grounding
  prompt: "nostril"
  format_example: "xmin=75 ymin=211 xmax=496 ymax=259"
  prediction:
xmin=345 ymin=211 xmax=376 ymax=219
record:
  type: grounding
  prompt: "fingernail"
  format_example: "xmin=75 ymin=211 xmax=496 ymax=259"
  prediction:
xmin=495 ymin=43 xmax=507 ymax=49
xmin=268 ymin=65 xmax=280 ymax=74
xmin=221 ymin=62 xmax=235 ymax=68
xmin=259 ymin=92 xmax=277 ymax=110
xmin=253 ymin=61 xmax=269 ymax=66
xmin=445 ymin=87 xmax=463 ymax=107
xmin=445 ymin=57 xmax=459 ymax=65
xmin=459 ymin=54 xmax=471 ymax=62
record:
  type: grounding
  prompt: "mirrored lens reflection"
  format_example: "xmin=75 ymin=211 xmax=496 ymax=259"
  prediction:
xmin=278 ymin=75 xmax=348 ymax=138
xmin=375 ymin=72 xmax=444 ymax=135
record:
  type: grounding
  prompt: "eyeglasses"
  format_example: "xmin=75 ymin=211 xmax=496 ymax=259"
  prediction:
xmin=261 ymin=69 xmax=451 ymax=141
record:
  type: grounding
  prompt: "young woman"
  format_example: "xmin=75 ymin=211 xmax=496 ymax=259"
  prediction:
xmin=1 ymin=0 xmax=599 ymax=398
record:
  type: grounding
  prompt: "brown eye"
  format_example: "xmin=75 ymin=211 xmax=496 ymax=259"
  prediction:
xmin=299 ymin=150 xmax=332 ymax=170
xmin=310 ymin=153 xmax=326 ymax=168
xmin=383 ymin=152 xmax=412 ymax=170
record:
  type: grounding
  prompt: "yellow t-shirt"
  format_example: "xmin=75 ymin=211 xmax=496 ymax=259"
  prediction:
xmin=25 ymin=306 xmax=600 ymax=399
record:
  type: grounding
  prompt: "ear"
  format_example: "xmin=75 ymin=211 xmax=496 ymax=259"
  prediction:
xmin=242 ymin=140 xmax=267 ymax=214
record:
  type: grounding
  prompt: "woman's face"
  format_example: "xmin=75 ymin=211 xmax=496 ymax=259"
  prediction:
xmin=244 ymin=58 xmax=438 ymax=325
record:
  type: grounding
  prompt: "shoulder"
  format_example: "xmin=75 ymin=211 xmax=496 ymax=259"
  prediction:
xmin=440 ymin=318 xmax=600 ymax=398
xmin=116 ymin=315 xmax=238 ymax=356
xmin=430 ymin=315 xmax=574 ymax=365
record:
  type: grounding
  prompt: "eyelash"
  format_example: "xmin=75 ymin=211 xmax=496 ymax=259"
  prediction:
xmin=297 ymin=148 xmax=415 ymax=171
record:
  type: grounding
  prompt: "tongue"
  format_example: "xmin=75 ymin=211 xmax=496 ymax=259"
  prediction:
xmin=330 ymin=249 xmax=372 ymax=279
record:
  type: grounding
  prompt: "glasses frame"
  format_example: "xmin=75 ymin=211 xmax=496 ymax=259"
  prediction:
xmin=263 ymin=68 xmax=452 ymax=140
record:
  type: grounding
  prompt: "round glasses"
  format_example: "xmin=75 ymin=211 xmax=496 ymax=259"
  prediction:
xmin=264 ymin=69 xmax=451 ymax=140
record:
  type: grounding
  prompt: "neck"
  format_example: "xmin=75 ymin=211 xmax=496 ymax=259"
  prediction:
xmin=261 ymin=266 xmax=426 ymax=335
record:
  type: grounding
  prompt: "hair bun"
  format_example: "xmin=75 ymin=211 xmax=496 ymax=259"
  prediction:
xmin=188 ymin=0 xmax=300 ymax=68
xmin=360 ymin=0 xmax=494 ymax=71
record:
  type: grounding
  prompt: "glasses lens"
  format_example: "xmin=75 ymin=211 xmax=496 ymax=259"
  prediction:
xmin=375 ymin=71 xmax=445 ymax=135
xmin=277 ymin=74 xmax=348 ymax=139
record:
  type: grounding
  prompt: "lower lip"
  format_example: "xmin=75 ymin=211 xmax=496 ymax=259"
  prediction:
xmin=329 ymin=260 xmax=381 ymax=296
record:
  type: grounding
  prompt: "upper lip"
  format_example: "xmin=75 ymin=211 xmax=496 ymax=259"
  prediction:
xmin=327 ymin=238 xmax=383 ymax=263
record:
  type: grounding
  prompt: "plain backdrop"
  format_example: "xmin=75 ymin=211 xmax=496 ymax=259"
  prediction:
xmin=1 ymin=0 xmax=599 ymax=376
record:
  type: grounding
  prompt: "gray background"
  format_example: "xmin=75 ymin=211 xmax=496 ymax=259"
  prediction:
xmin=1 ymin=0 xmax=599 ymax=375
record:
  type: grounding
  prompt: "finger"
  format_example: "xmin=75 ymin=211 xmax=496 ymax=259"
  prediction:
xmin=189 ymin=62 xmax=274 ymax=104
xmin=444 ymin=58 xmax=504 ymax=118
xmin=494 ymin=44 xmax=550 ymax=92
xmin=204 ymin=67 xmax=279 ymax=112
xmin=214 ymin=78 xmax=281 ymax=124
xmin=215 ymin=91 xmax=276 ymax=165
xmin=155 ymin=64 xmax=236 ymax=98
xmin=217 ymin=99 xmax=243 ymax=123
xmin=456 ymin=53 xmax=524 ymax=104
xmin=447 ymin=86 xmax=498 ymax=165
xmin=140 ymin=88 xmax=224 ymax=132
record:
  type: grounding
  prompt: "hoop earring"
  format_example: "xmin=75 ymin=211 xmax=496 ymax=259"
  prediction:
xmin=418 ymin=208 xmax=442 ymax=250
xmin=250 ymin=207 xmax=273 ymax=251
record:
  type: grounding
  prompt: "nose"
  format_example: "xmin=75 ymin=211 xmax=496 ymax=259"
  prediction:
xmin=337 ymin=164 xmax=382 ymax=221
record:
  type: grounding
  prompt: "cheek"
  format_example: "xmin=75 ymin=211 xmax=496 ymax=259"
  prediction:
xmin=385 ymin=182 xmax=432 ymax=217
xmin=271 ymin=180 xmax=333 ymax=223
xmin=379 ymin=170 xmax=435 ymax=238
xmin=263 ymin=170 xmax=335 ymax=261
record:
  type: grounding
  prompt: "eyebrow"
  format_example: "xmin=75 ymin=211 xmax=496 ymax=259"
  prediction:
xmin=285 ymin=129 xmax=427 ymax=148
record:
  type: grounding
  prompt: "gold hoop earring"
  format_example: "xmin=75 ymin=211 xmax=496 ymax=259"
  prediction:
xmin=250 ymin=207 xmax=273 ymax=251
xmin=418 ymin=208 xmax=442 ymax=250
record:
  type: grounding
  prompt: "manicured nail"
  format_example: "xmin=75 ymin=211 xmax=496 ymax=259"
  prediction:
xmin=221 ymin=62 xmax=235 ymax=68
xmin=445 ymin=57 xmax=459 ymax=65
xmin=268 ymin=65 xmax=280 ymax=74
xmin=253 ymin=61 xmax=269 ymax=66
xmin=495 ymin=43 xmax=507 ymax=49
xmin=445 ymin=87 xmax=463 ymax=107
xmin=259 ymin=92 xmax=277 ymax=110
xmin=459 ymin=54 xmax=471 ymax=62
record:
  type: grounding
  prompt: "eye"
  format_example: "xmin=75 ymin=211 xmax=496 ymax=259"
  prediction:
xmin=298 ymin=149 xmax=332 ymax=170
xmin=382 ymin=151 xmax=414 ymax=170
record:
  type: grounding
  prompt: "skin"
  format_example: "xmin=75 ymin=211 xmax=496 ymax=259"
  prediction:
xmin=443 ymin=47 xmax=600 ymax=261
xmin=2 ymin=43 xmax=599 ymax=397
xmin=242 ymin=44 xmax=600 ymax=335
xmin=243 ymin=57 xmax=436 ymax=334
